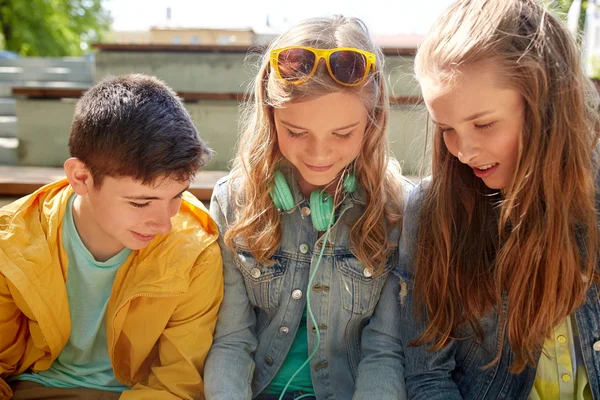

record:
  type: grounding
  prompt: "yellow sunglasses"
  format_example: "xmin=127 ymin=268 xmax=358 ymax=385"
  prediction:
xmin=269 ymin=46 xmax=376 ymax=87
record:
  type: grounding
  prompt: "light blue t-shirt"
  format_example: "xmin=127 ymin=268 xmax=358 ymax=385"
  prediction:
xmin=14 ymin=194 xmax=131 ymax=392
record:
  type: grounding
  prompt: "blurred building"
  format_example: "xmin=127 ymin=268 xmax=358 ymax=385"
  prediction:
xmin=375 ymin=34 xmax=424 ymax=49
xmin=104 ymin=6 xmax=424 ymax=48
xmin=106 ymin=27 xmax=255 ymax=45
xmin=106 ymin=28 xmax=423 ymax=48
xmin=150 ymin=27 xmax=255 ymax=45
xmin=104 ymin=30 xmax=151 ymax=44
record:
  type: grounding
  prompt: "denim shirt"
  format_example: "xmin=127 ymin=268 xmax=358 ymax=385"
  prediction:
xmin=205 ymin=167 xmax=413 ymax=400
xmin=397 ymin=181 xmax=600 ymax=400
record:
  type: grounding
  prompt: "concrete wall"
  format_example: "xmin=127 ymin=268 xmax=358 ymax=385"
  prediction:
xmin=95 ymin=51 xmax=257 ymax=93
xmin=389 ymin=104 xmax=428 ymax=175
xmin=385 ymin=55 xmax=421 ymax=97
xmin=16 ymin=98 xmax=75 ymax=167
xmin=94 ymin=50 xmax=421 ymax=97
xmin=16 ymin=98 xmax=428 ymax=174
xmin=16 ymin=49 xmax=428 ymax=174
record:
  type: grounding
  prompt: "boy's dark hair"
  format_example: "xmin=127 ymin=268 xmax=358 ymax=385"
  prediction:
xmin=69 ymin=73 xmax=212 ymax=186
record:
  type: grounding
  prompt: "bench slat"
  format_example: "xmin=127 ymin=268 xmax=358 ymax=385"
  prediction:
xmin=0 ymin=166 xmax=227 ymax=201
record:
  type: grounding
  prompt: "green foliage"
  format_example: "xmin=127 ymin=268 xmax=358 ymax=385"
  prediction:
xmin=548 ymin=0 xmax=588 ymax=42
xmin=589 ymin=55 xmax=600 ymax=79
xmin=0 ymin=0 xmax=111 ymax=56
xmin=551 ymin=0 xmax=578 ymax=16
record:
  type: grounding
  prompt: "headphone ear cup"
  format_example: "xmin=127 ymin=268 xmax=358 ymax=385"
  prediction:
xmin=270 ymin=170 xmax=295 ymax=211
xmin=343 ymin=173 xmax=358 ymax=193
xmin=310 ymin=189 xmax=334 ymax=232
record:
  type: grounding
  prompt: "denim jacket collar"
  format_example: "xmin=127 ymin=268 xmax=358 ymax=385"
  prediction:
xmin=278 ymin=162 xmax=367 ymax=210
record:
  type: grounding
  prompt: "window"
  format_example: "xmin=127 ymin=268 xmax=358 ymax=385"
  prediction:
xmin=217 ymin=35 xmax=237 ymax=44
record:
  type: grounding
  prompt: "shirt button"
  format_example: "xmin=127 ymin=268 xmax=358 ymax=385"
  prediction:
xmin=363 ymin=268 xmax=373 ymax=278
xmin=250 ymin=268 xmax=261 ymax=278
xmin=594 ymin=341 xmax=600 ymax=351
xmin=557 ymin=335 xmax=567 ymax=344
xmin=562 ymin=373 xmax=571 ymax=382
xmin=299 ymin=243 xmax=309 ymax=254
xmin=265 ymin=356 xmax=274 ymax=366
xmin=280 ymin=326 xmax=289 ymax=335
xmin=301 ymin=206 xmax=311 ymax=217
xmin=292 ymin=289 xmax=303 ymax=299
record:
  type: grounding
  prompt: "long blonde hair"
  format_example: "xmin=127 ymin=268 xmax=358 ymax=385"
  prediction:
xmin=225 ymin=15 xmax=404 ymax=274
xmin=412 ymin=0 xmax=600 ymax=373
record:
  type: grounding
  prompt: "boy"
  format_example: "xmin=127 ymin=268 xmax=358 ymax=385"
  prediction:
xmin=0 ymin=74 xmax=223 ymax=399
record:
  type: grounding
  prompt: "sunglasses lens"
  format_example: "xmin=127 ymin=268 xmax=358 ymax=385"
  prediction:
xmin=329 ymin=50 xmax=368 ymax=85
xmin=277 ymin=48 xmax=316 ymax=82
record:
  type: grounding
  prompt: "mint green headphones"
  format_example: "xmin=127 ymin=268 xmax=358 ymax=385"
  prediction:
xmin=270 ymin=170 xmax=357 ymax=231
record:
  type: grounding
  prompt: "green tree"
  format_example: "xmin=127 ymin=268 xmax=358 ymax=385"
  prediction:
xmin=551 ymin=0 xmax=578 ymax=14
xmin=0 ymin=0 xmax=111 ymax=56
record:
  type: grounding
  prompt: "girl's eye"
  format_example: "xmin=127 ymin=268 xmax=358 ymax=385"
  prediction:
xmin=130 ymin=202 xmax=149 ymax=208
xmin=333 ymin=131 xmax=354 ymax=139
xmin=476 ymin=122 xmax=495 ymax=130
xmin=287 ymin=129 xmax=306 ymax=138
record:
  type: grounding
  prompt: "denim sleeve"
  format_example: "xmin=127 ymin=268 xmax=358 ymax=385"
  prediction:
xmin=204 ymin=183 xmax=258 ymax=400
xmin=399 ymin=280 xmax=463 ymax=400
xmin=397 ymin=181 xmax=462 ymax=400
xmin=352 ymin=271 xmax=407 ymax=400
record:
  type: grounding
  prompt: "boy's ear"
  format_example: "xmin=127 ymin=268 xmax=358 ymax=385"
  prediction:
xmin=64 ymin=157 xmax=93 ymax=195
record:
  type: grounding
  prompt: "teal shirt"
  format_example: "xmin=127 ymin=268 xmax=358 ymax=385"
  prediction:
xmin=14 ymin=194 xmax=131 ymax=392
xmin=262 ymin=308 xmax=315 ymax=395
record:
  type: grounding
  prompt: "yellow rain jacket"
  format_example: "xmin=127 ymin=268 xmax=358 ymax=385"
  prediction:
xmin=0 ymin=179 xmax=223 ymax=399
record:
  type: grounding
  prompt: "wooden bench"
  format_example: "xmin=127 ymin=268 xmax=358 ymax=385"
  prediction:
xmin=0 ymin=166 xmax=228 ymax=201
xmin=0 ymin=57 xmax=92 ymax=93
xmin=0 ymin=57 xmax=93 ymax=165
xmin=92 ymin=43 xmax=417 ymax=55
xmin=13 ymin=87 xmax=422 ymax=105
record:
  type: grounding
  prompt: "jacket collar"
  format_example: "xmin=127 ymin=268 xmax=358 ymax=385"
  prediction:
xmin=278 ymin=162 xmax=367 ymax=209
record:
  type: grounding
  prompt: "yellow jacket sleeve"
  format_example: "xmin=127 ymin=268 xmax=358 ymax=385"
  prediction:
xmin=0 ymin=272 xmax=28 ymax=400
xmin=120 ymin=241 xmax=224 ymax=400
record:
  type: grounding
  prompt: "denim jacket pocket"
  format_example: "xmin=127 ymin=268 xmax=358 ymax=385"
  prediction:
xmin=337 ymin=254 xmax=392 ymax=315
xmin=235 ymin=251 xmax=288 ymax=309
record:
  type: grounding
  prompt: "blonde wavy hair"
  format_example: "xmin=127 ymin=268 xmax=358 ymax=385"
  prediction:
xmin=224 ymin=15 xmax=405 ymax=274
xmin=412 ymin=0 xmax=600 ymax=373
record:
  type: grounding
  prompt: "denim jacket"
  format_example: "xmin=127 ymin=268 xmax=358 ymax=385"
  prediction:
xmin=204 ymin=166 xmax=413 ymax=400
xmin=397 ymin=181 xmax=600 ymax=400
